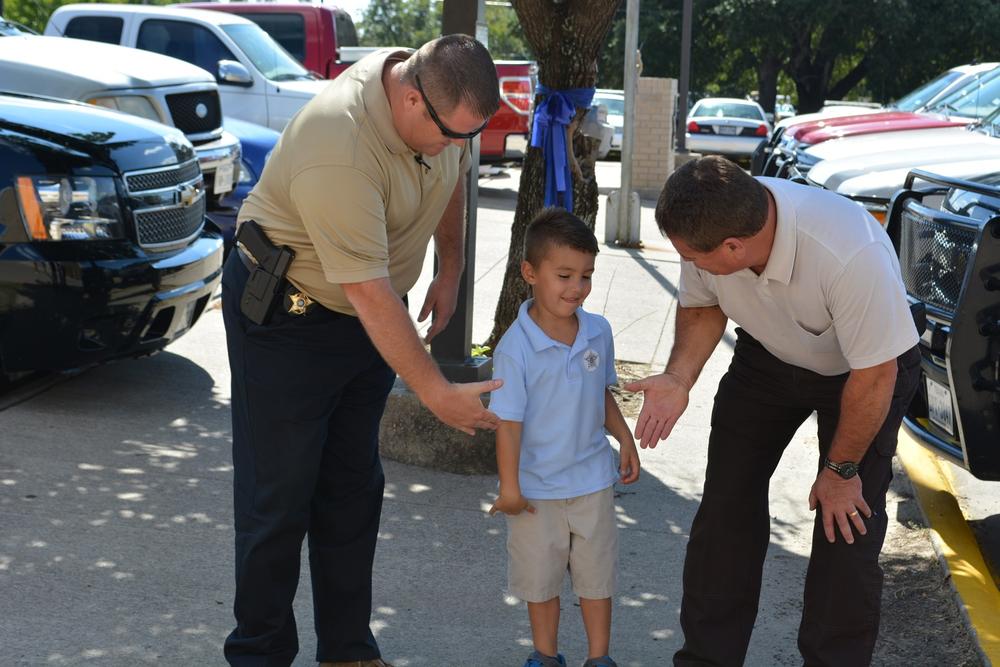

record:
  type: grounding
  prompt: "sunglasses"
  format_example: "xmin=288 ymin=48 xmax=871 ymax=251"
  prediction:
xmin=414 ymin=73 xmax=489 ymax=140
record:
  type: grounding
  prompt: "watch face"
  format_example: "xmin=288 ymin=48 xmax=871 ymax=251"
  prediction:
xmin=839 ymin=462 xmax=858 ymax=478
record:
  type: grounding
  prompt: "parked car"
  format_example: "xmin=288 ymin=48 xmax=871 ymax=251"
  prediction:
xmin=208 ymin=116 xmax=279 ymax=251
xmin=178 ymin=2 xmax=359 ymax=78
xmin=885 ymin=169 xmax=1000 ymax=480
xmin=0 ymin=92 xmax=223 ymax=375
xmin=176 ymin=2 xmax=537 ymax=162
xmin=593 ymin=88 xmax=623 ymax=156
xmin=585 ymin=102 xmax=614 ymax=160
xmin=685 ymin=97 xmax=771 ymax=160
xmin=0 ymin=34 xmax=241 ymax=208
xmin=46 ymin=4 xmax=329 ymax=132
xmin=0 ymin=15 xmax=34 ymax=35
xmin=774 ymin=100 xmax=797 ymax=122
xmin=800 ymin=105 xmax=1000 ymax=223
xmin=754 ymin=62 xmax=1000 ymax=176
xmin=774 ymin=63 xmax=997 ymax=135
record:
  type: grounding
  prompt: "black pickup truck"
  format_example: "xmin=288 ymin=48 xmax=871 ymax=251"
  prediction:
xmin=886 ymin=169 xmax=1000 ymax=480
xmin=0 ymin=92 xmax=222 ymax=376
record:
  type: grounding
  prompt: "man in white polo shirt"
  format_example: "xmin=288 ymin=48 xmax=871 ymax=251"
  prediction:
xmin=626 ymin=156 xmax=920 ymax=666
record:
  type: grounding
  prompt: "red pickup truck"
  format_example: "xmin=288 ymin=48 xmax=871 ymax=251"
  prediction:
xmin=181 ymin=3 xmax=534 ymax=161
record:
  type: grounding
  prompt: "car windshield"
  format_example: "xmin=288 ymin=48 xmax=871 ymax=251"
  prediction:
xmin=0 ymin=18 xmax=29 ymax=36
xmin=929 ymin=68 xmax=1000 ymax=120
xmin=220 ymin=23 xmax=311 ymax=81
xmin=930 ymin=69 xmax=1000 ymax=119
xmin=692 ymin=101 xmax=763 ymax=121
xmin=595 ymin=95 xmax=624 ymax=116
xmin=892 ymin=70 xmax=964 ymax=112
xmin=975 ymin=105 xmax=1000 ymax=137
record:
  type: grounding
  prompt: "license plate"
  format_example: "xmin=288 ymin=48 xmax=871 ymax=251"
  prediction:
xmin=214 ymin=161 xmax=234 ymax=194
xmin=926 ymin=377 xmax=954 ymax=435
xmin=717 ymin=125 xmax=740 ymax=135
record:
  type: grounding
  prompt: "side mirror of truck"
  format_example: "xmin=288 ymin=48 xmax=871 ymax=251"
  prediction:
xmin=218 ymin=60 xmax=253 ymax=87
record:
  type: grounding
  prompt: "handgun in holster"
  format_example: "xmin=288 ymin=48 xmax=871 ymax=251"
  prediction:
xmin=236 ymin=220 xmax=295 ymax=325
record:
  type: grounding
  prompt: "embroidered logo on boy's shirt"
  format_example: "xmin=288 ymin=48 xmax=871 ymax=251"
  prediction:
xmin=583 ymin=349 xmax=600 ymax=372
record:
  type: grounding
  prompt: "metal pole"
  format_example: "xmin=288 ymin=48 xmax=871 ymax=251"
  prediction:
xmin=616 ymin=0 xmax=640 ymax=244
xmin=676 ymin=0 xmax=692 ymax=152
xmin=432 ymin=0 xmax=491 ymax=383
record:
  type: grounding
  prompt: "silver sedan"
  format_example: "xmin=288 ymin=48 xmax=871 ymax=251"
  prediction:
xmin=686 ymin=97 xmax=772 ymax=159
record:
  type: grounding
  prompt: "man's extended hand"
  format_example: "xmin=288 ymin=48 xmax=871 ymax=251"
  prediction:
xmin=623 ymin=372 xmax=691 ymax=449
xmin=424 ymin=379 xmax=503 ymax=435
xmin=809 ymin=468 xmax=872 ymax=544
xmin=418 ymin=275 xmax=460 ymax=343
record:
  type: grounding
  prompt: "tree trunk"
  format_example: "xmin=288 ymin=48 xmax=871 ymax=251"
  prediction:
xmin=756 ymin=54 xmax=781 ymax=114
xmin=827 ymin=55 xmax=870 ymax=102
xmin=792 ymin=64 xmax=828 ymax=113
xmin=485 ymin=0 xmax=620 ymax=350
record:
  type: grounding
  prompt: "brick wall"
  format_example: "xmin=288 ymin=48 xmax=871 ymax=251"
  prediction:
xmin=632 ymin=77 xmax=677 ymax=199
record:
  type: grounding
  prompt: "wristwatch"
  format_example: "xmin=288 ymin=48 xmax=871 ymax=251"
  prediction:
xmin=823 ymin=457 xmax=859 ymax=479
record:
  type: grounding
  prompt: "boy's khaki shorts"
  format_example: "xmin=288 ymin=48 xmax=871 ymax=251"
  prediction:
xmin=505 ymin=486 xmax=618 ymax=603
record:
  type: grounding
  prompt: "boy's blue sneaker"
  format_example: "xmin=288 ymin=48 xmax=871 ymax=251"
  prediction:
xmin=523 ymin=650 xmax=566 ymax=667
xmin=581 ymin=657 xmax=618 ymax=667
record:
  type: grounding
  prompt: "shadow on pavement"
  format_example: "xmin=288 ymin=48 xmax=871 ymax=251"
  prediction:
xmin=0 ymin=332 xmax=984 ymax=666
xmin=0 ymin=352 xmax=234 ymax=664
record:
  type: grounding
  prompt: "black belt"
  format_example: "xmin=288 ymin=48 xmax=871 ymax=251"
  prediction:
xmin=237 ymin=245 xmax=317 ymax=317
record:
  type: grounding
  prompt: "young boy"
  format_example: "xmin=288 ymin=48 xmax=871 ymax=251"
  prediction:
xmin=488 ymin=208 xmax=640 ymax=667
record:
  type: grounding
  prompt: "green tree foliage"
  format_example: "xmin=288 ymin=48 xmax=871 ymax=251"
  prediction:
xmin=485 ymin=3 xmax=530 ymax=60
xmin=358 ymin=0 xmax=530 ymax=59
xmin=358 ymin=0 xmax=440 ymax=48
xmin=598 ymin=0 xmax=1000 ymax=113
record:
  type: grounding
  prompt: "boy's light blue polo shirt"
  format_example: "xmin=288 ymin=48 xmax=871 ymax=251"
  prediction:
xmin=490 ymin=299 xmax=620 ymax=500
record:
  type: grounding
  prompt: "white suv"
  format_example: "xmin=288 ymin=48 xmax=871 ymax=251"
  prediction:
xmin=0 ymin=34 xmax=240 ymax=203
xmin=47 ymin=4 xmax=329 ymax=131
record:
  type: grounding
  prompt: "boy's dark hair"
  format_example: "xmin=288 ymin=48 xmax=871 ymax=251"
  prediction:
xmin=401 ymin=34 xmax=500 ymax=121
xmin=523 ymin=207 xmax=599 ymax=266
xmin=655 ymin=156 xmax=768 ymax=252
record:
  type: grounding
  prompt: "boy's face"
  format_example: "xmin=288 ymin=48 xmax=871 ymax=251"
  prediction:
xmin=521 ymin=244 xmax=595 ymax=319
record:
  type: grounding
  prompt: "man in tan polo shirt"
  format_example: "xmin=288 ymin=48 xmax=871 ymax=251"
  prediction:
xmin=219 ymin=35 xmax=501 ymax=667
xmin=627 ymin=157 xmax=920 ymax=666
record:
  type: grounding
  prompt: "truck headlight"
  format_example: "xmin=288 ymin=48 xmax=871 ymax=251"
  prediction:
xmin=86 ymin=95 xmax=162 ymax=123
xmin=15 ymin=175 xmax=125 ymax=241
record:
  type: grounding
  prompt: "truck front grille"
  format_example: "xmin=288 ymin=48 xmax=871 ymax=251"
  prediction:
xmin=135 ymin=201 xmax=206 ymax=247
xmin=124 ymin=161 xmax=205 ymax=249
xmin=899 ymin=208 xmax=976 ymax=315
xmin=125 ymin=160 xmax=201 ymax=193
xmin=166 ymin=91 xmax=222 ymax=137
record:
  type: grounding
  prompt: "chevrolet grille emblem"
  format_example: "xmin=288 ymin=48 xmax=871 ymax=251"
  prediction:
xmin=178 ymin=184 xmax=198 ymax=207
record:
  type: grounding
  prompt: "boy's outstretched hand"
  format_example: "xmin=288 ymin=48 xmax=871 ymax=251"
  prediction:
xmin=619 ymin=440 xmax=641 ymax=484
xmin=488 ymin=491 xmax=536 ymax=517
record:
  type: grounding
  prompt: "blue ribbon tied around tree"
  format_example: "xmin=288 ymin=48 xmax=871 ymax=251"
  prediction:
xmin=530 ymin=85 xmax=596 ymax=213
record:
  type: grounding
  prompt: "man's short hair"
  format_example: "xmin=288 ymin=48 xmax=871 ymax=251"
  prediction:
xmin=655 ymin=156 xmax=768 ymax=252
xmin=402 ymin=34 xmax=500 ymax=121
xmin=523 ymin=207 xmax=599 ymax=266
